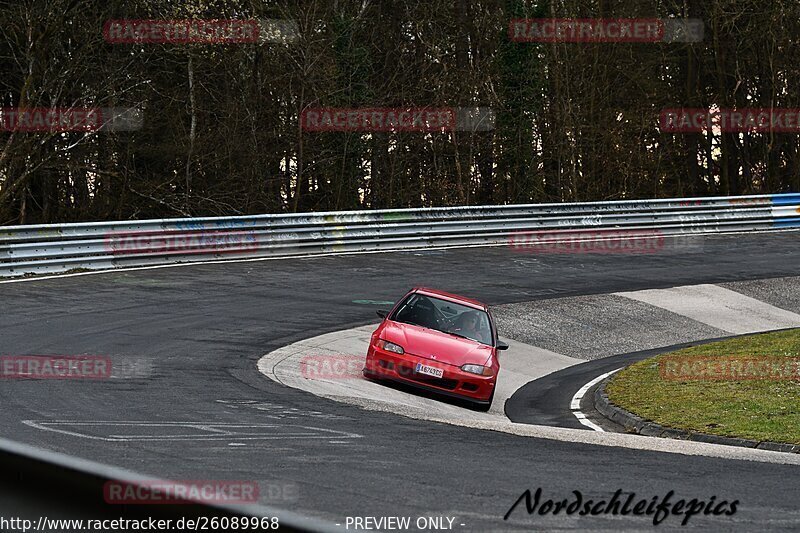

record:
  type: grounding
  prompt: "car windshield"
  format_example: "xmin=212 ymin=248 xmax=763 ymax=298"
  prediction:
xmin=391 ymin=293 xmax=493 ymax=346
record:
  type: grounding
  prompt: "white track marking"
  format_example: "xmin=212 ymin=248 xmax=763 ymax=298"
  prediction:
xmin=616 ymin=284 xmax=800 ymax=334
xmin=570 ymin=368 xmax=623 ymax=432
xmin=22 ymin=420 xmax=362 ymax=442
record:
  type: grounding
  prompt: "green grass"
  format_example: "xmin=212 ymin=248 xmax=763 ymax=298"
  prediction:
xmin=606 ymin=329 xmax=800 ymax=445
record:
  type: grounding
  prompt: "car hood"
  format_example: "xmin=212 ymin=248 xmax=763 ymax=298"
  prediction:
xmin=381 ymin=321 xmax=493 ymax=366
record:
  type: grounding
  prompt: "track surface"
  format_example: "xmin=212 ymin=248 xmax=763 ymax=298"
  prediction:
xmin=505 ymin=336 xmax=743 ymax=430
xmin=2 ymin=233 xmax=800 ymax=530
xmin=260 ymin=324 xmax=579 ymax=422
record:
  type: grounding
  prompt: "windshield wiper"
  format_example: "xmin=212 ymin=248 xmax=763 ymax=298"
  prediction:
xmin=399 ymin=319 xmax=434 ymax=330
xmin=399 ymin=321 xmax=481 ymax=343
xmin=442 ymin=330 xmax=474 ymax=341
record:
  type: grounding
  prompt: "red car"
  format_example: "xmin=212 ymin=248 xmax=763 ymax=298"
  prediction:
xmin=363 ymin=287 xmax=508 ymax=411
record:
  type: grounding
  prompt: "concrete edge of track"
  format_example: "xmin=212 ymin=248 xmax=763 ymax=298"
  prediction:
xmin=257 ymin=325 xmax=800 ymax=466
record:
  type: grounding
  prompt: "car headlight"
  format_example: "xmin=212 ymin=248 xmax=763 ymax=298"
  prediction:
xmin=461 ymin=364 xmax=494 ymax=376
xmin=376 ymin=339 xmax=404 ymax=355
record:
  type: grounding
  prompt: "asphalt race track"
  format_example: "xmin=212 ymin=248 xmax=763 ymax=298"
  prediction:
xmin=2 ymin=232 xmax=800 ymax=531
xmin=505 ymin=337 xmax=743 ymax=430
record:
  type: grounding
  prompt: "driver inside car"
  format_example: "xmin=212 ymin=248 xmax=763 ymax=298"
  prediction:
xmin=452 ymin=311 xmax=486 ymax=343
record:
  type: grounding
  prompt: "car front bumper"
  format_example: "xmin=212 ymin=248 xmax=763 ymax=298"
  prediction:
xmin=363 ymin=345 xmax=495 ymax=403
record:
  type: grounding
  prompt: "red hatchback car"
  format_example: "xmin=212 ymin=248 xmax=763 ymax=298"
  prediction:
xmin=363 ymin=287 xmax=508 ymax=410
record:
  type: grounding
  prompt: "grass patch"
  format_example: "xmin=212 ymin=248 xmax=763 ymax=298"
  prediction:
xmin=606 ymin=329 xmax=800 ymax=445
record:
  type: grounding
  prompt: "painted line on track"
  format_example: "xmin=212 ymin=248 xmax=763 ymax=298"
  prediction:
xmin=570 ymin=368 xmax=623 ymax=432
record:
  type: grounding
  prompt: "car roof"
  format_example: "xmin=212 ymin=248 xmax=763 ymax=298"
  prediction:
xmin=412 ymin=287 xmax=487 ymax=311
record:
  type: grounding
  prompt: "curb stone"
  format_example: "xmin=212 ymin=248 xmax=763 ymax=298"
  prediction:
xmin=593 ymin=377 xmax=800 ymax=454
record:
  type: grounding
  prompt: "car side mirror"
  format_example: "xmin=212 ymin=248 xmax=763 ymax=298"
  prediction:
xmin=496 ymin=340 xmax=509 ymax=350
xmin=376 ymin=310 xmax=388 ymax=319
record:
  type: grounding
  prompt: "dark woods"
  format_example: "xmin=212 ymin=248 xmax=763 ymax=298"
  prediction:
xmin=1 ymin=0 xmax=798 ymax=225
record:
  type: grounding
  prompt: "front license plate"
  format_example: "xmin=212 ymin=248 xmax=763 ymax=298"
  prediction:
xmin=415 ymin=363 xmax=444 ymax=378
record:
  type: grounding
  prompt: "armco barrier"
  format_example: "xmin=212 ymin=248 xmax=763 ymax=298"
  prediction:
xmin=1 ymin=193 xmax=798 ymax=277
xmin=0 ymin=437 xmax=336 ymax=531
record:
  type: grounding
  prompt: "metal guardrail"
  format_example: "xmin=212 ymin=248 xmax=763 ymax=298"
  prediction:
xmin=1 ymin=193 xmax=798 ymax=277
xmin=0 ymin=437 xmax=337 ymax=532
